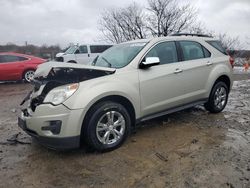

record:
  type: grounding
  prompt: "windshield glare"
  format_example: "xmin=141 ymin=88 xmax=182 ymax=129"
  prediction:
xmin=92 ymin=42 xmax=146 ymax=68
xmin=65 ymin=46 xmax=78 ymax=54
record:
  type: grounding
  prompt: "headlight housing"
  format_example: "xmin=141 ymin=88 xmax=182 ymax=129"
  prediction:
xmin=43 ymin=83 xmax=79 ymax=105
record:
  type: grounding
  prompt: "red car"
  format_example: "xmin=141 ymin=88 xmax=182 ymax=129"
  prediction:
xmin=0 ymin=52 xmax=46 ymax=82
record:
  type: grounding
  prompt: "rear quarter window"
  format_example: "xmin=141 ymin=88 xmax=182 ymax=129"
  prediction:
xmin=206 ymin=40 xmax=227 ymax=55
xmin=18 ymin=56 xmax=29 ymax=61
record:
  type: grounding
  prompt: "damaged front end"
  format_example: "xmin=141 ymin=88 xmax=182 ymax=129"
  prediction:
xmin=21 ymin=62 xmax=116 ymax=113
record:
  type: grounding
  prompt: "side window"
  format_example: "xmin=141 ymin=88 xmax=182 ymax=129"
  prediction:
xmin=90 ymin=45 xmax=112 ymax=53
xmin=145 ymin=41 xmax=178 ymax=65
xmin=206 ymin=40 xmax=227 ymax=55
xmin=79 ymin=45 xmax=88 ymax=54
xmin=0 ymin=55 xmax=21 ymax=63
xmin=179 ymin=41 xmax=204 ymax=61
xmin=0 ymin=55 xmax=5 ymax=63
xmin=19 ymin=56 xmax=28 ymax=61
xmin=203 ymin=47 xmax=211 ymax=58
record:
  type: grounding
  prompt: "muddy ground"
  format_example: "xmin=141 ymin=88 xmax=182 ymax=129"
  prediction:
xmin=0 ymin=73 xmax=250 ymax=188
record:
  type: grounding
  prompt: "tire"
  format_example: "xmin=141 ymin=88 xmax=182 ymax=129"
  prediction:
xmin=83 ymin=101 xmax=131 ymax=152
xmin=23 ymin=70 xmax=35 ymax=83
xmin=204 ymin=81 xmax=229 ymax=113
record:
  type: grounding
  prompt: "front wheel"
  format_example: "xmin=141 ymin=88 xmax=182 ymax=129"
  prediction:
xmin=204 ymin=81 xmax=229 ymax=113
xmin=83 ymin=101 xmax=131 ymax=152
xmin=23 ymin=70 xmax=35 ymax=82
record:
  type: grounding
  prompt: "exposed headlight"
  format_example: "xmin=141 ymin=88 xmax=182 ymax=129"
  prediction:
xmin=44 ymin=83 xmax=79 ymax=105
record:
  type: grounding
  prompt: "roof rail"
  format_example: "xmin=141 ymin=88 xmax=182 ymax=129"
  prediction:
xmin=170 ymin=33 xmax=212 ymax=38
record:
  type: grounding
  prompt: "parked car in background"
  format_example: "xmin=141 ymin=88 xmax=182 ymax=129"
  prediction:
xmin=55 ymin=44 xmax=113 ymax=64
xmin=0 ymin=52 xmax=46 ymax=82
xmin=19 ymin=34 xmax=233 ymax=151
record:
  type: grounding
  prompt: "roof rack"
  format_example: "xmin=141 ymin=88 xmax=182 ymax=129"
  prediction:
xmin=170 ymin=33 xmax=212 ymax=38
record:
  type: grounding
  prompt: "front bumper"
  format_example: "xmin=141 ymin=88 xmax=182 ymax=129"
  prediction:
xmin=18 ymin=103 xmax=86 ymax=150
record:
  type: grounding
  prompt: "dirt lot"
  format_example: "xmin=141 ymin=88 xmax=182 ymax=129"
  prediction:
xmin=0 ymin=73 xmax=250 ymax=188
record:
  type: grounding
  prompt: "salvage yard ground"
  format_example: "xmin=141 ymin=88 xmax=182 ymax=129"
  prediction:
xmin=0 ymin=72 xmax=250 ymax=188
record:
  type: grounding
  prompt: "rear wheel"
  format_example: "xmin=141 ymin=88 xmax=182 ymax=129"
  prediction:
xmin=83 ymin=101 xmax=131 ymax=152
xmin=204 ymin=81 xmax=229 ymax=113
xmin=23 ymin=70 xmax=35 ymax=82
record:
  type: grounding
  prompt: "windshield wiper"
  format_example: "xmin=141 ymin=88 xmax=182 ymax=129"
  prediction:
xmin=92 ymin=56 xmax=112 ymax=68
xmin=101 ymin=57 xmax=112 ymax=68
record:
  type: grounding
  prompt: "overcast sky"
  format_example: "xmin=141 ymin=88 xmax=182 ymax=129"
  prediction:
xmin=0 ymin=0 xmax=249 ymax=49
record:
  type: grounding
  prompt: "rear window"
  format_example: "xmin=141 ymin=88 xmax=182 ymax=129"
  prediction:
xmin=206 ymin=40 xmax=227 ymax=55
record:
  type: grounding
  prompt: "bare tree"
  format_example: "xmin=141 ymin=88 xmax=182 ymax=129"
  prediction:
xmin=245 ymin=36 xmax=250 ymax=47
xmin=99 ymin=0 xmax=242 ymax=50
xmin=99 ymin=3 xmax=147 ymax=43
xmin=99 ymin=0 xmax=197 ymax=43
xmin=218 ymin=33 xmax=241 ymax=50
xmin=187 ymin=23 xmax=241 ymax=50
xmin=147 ymin=0 xmax=197 ymax=36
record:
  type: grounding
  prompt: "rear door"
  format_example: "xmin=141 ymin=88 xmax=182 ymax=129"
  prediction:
xmin=176 ymin=40 xmax=212 ymax=100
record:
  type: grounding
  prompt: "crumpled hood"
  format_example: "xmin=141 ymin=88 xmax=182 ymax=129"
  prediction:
xmin=34 ymin=61 xmax=116 ymax=78
xmin=22 ymin=61 xmax=116 ymax=112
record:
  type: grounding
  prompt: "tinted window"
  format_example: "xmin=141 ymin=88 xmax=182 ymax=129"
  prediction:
xmin=146 ymin=42 xmax=178 ymax=64
xmin=90 ymin=45 xmax=112 ymax=53
xmin=203 ymin=47 xmax=211 ymax=58
xmin=0 ymin=55 xmax=28 ymax=63
xmin=207 ymin=40 xmax=227 ymax=55
xmin=79 ymin=45 xmax=88 ymax=54
xmin=179 ymin=41 xmax=204 ymax=61
xmin=0 ymin=55 xmax=5 ymax=63
xmin=19 ymin=56 xmax=28 ymax=61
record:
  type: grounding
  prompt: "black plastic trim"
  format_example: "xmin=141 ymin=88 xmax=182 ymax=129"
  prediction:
xmin=136 ymin=99 xmax=208 ymax=123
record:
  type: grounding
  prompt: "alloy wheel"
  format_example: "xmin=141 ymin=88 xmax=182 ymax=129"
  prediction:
xmin=96 ymin=111 xmax=126 ymax=145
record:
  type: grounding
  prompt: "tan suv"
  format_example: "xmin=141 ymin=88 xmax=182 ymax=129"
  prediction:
xmin=18 ymin=34 xmax=233 ymax=151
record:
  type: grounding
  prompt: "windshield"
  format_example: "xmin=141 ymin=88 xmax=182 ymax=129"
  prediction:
xmin=65 ymin=46 xmax=78 ymax=54
xmin=92 ymin=42 xmax=147 ymax=68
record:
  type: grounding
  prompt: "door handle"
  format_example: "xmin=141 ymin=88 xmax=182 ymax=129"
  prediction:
xmin=174 ymin=68 xmax=183 ymax=74
xmin=206 ymin=61 xmax=213 ymax=66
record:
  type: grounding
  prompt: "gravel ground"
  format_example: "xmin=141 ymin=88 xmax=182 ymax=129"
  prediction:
xmin=0 ymin=73 xmax=249 ymax=188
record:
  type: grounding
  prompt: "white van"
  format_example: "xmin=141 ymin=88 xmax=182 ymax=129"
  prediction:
xmin=55 ymin=44 xmax=113 ymax=64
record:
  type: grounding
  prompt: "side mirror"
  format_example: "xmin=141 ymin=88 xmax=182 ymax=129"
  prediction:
xmin=139 ymin=57 xmax=160 ymax=69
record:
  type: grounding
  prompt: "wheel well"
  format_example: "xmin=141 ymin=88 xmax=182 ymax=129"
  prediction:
xmin=67 ymin=60 xmax=77 ymax=64
xmin=83 ymin=95 xmax=136 ymax=127
xmin=215 ymin=75 xmax=231 ymax=90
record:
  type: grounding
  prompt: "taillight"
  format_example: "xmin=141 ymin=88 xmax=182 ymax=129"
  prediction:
xmin=229 ymin=56 xmax=234 ymax=68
